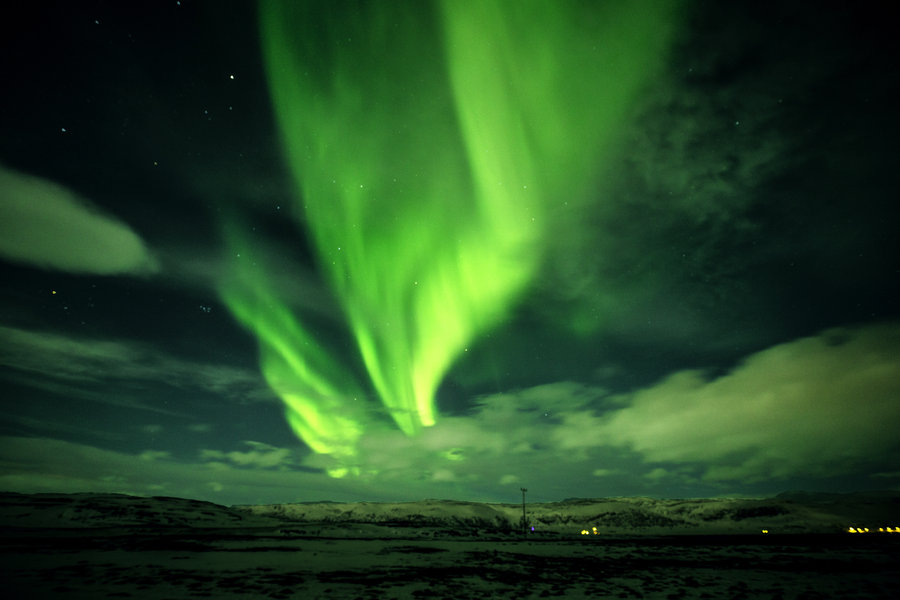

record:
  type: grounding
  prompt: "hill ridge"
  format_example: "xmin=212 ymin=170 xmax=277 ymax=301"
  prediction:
xmin=3 ymin=490 xmax=896 ymax=534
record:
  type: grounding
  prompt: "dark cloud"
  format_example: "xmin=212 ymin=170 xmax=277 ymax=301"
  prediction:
xmin=0 ymin=325 xmax=272 ymax=405
xmin=528 ymin=0 xmax=900 ymax=370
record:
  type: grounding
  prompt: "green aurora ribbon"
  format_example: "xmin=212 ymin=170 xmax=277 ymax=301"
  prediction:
xmin=221 ymin=0 xmax=678 ymax=476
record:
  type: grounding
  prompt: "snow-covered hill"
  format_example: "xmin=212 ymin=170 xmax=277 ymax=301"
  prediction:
xmin=2 ymin=490 xmax=896 ymax=534
xmin=0 ymin=491 xmax=278 ymax=529
xmin=236 ymin=491 xmax=899 ymax=535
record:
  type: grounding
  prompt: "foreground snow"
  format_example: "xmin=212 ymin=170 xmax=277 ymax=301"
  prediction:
xmin=2 ymin=492 xmax=898 ymax=598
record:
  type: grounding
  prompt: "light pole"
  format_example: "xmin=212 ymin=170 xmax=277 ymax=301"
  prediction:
xmin=520 ymin=487 xmax=527 ymax=535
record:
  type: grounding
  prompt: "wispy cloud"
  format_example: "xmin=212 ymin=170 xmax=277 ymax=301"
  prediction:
xmin=200 ymin=440 xmax=297 ymax=470
xmin=0 ymin=325 xmax=274 ymax=406
xmin=139 ymin=450 xmax=171 ymax=461
xmin=4 ymin=414 xmax=127 ymax=441
xmin=0 ymin=436 xmax=427 ymax=504
xmin=1 ymin=369 xmax=186 ymax=416
xmin=188 ymin=423 xmax=213 ymax=433
xmin=0 ymin=164 xmax=158 ymax=274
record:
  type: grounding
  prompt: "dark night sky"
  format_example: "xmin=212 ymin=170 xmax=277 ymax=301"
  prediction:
xmin=1 ymin=0 xmax=898 ymax=505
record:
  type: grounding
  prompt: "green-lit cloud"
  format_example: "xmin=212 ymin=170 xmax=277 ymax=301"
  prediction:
xmin=296 ymin=323 xmax=900 ymax=493
xmin=200 ymin=441 xmax=294 ymax=470
xmin=5 ymin=323 xmax=897 ymax=502
xmin=0 ymin=164 xmax=157 ymax=274
xmin=597 ymin=322 xmax=900 ymax=482
xmin=0 ymin=435 xmax=365 ymax=504
xmin=221 ymin=0 xmax=678 ymax=473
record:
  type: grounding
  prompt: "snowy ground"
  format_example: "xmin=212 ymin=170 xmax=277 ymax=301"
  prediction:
xmin=3 ymin=526 xmax=898 ymax=599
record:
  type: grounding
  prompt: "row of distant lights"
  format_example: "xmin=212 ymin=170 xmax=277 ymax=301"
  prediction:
xmin=579 ymin=526 xmax=900 ymax=535
xmin=580 ymin=528 xmax=777 ymax=535
xmin=847 ymin=526 xmax=899 ymax=533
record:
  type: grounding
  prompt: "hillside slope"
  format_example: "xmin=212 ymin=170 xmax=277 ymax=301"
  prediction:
xmin=1 ymin=490 xmax=895 ymax=534
xmin=0 ymin=491 xmax=278 ymax=528
xmin=235 ymin=491 xmax=900 ymax=534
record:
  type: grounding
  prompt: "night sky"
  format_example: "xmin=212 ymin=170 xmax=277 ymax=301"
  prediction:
xmin=1 ymin=0 xmax=898 ymax=505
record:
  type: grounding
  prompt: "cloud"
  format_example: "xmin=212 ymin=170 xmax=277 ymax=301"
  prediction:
xmin=644 ymin=468 xmax=669 ymax=481
xmin=536 ymin=31 xmax=791 ymax=339
xmin=1 ymin=368 xmax=186 ymax=417
xmin=597 ymin=322 xmax=900 ymax=482
xmin=4 ymin=325 xmax=894 ymax=504
xmin=299 ymin=324 xmax=900 ymax=497
xmin=139 ymin=450 xmax=171 ymax=461
xmin=200 ymin=441 xmax=296 ymax=470
xmin=4 ymin=414 xmax=126 ymax=441
xmin=532 ymin=2 xmax=868 ymax=350
xmin=3 ymin=435 xmax=547 ymax=504
xmin=0 ymin=436 xmax=382 ymax=504
xmin=0 ymin=164 xmax=158 ymax=274
xmin=591 ymin=469 xmax=617 ymax=478
xmin=0 ymin=325 xmax=273 ymax=405
xmin=298 ymin=382 xmax=629 ymax=499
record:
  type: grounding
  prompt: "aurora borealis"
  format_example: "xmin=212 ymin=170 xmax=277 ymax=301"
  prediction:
xmin=222 ymin=0 xmax=677 ymax=476
xmin=1 ymin=1 xmax=898 ymax=505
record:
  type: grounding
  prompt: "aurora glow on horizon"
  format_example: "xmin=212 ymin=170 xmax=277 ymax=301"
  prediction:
xmin=217 ymin=0 xmax=678 ymax=475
